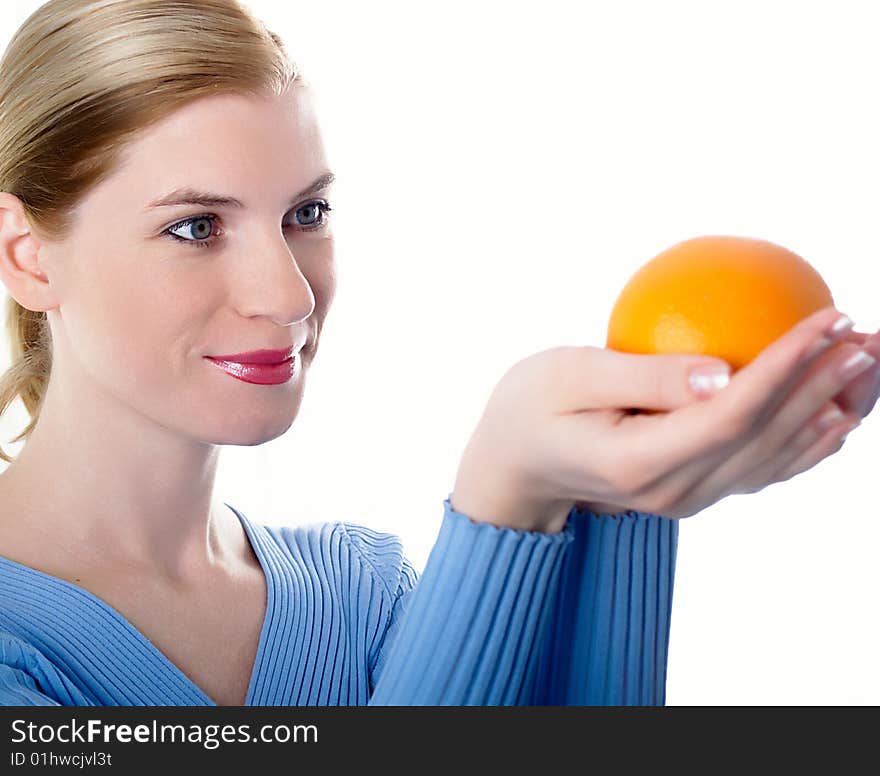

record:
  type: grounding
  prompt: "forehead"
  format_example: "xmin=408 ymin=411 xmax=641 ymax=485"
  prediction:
xmin=82 ymin=87 xmax=328 ymax=215
xmin=137 ymin=87 xmax=321 ymax=156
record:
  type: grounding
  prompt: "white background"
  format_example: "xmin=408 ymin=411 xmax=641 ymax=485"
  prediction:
xmin=1 ymin=0 xmax=878 ymax=705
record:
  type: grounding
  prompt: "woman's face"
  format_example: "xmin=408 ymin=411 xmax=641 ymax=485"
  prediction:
xmin=37 ymin=84 xmax=336 ymax=446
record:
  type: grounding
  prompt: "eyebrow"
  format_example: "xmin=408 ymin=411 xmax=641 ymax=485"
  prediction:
xmin=146 ymin=171 xmax=336 ymax=210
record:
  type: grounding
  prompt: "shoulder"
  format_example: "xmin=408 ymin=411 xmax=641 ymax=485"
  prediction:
xmin=276 ymin=517 xmax=418 ymax=602
xmin=228 ymin=504 xmax=418 ymax=602
xmin=337 ymin=521 xmax=419 ymax=601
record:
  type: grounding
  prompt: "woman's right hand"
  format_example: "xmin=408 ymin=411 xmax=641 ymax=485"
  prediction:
xmin=450 ymin=306 xmax=880 ymax=533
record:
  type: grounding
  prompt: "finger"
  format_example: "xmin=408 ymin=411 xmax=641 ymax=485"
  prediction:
xmin=625 ymin=329 xmax=880 ymax=418
xmin=836 ymin=328 xmax=871 ymax=347
xmin=643 ymin=339 xmax=873 ymax=506
xmin=861 ymin=370 xmax=880 ymax=418
xmin=684 ymin=341 xmax=873 ymax=496
xmin=693 ymin=306 xmax=855 ymax=440
xmin=556 ymin=346 xmax=731 ymax=414
xmin=761 ymin=341 xmax=875 ymax=447
xmin=561 ymin=307 xmax=856 ymax=500
xmin=734 ymin=400 xmax=856 ymax=493
xmin=831 ymin=329 xmax=880 ymax=418
xmin=763 ymin=415 xmax=860 ymax=485
xmin=616 ymin=306 xmax=846 ymax=473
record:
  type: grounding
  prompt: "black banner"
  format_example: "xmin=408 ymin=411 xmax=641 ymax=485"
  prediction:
xmin=0 ymin=706 xmax=660 ymax=767
xmin=2 ymin=706 xmax=867 ymax=769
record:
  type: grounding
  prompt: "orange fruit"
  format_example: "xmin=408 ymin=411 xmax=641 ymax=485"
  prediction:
xmin=606 ymin=235 xmax=835 ymax=373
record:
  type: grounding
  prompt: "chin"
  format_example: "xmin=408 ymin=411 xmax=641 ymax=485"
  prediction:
xmin=201 ymin=421 xmax=294 ymax=448
xmin=185 ymin=398 xmax=302 ymax=446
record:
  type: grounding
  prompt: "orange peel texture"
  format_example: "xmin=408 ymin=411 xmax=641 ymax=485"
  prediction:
xmin=606 ymin=235 xmax=835 ymax=374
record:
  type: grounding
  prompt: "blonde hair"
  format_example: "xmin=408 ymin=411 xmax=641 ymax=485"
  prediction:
xmin=0 ymin=0 xmax=304 ymax=463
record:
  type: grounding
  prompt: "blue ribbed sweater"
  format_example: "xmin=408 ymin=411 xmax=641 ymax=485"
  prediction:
xmin=0 ymin=496 xmax=678 ymax=706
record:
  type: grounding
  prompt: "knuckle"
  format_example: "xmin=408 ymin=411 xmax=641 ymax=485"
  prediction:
xmin=507 ymin=346 xmax=576 ymax=395
xmin=536 ymin=344 xmax=582 ymax=372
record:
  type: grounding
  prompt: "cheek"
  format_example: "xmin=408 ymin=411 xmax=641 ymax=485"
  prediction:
xmin=309 ymin=265 xmax=335 ymax=321
xmin=300 ymin=243 xmax=336 ymax=337
xmin=60 ymin=257 xmax=208 ymax=386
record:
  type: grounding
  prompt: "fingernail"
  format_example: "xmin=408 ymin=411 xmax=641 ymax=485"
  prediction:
xmin=689 ymin=363 xmax=731 ymax=396
xmin=829 ymin=314 xmax=855 ymax=336
xmin=839 ymin=350 xmax=877 ymax=380
xmin=816 ymin=405 xmax=845 ymax=432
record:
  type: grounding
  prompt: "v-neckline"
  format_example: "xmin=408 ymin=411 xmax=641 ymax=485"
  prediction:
xmin=0 ymin=502 xmax=276 ymax=706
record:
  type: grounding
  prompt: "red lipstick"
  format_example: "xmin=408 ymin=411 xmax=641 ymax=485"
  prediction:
xmin=205 ymin=348 xmax=299 ymax=385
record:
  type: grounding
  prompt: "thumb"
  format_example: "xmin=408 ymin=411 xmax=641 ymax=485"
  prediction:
xmin=560 ymin=346 xmax=732 ymax=412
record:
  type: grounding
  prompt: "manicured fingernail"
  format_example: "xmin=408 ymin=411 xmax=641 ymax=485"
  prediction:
xmin=829 ymin=314 xmax=855 ymax=336
xmin=689 ymin=363 xmax=731 ymax=396
xmin=839 ymin=350 xmax=876 ymax=380
xmin=816 ymin=405 xmax=845 ymax=432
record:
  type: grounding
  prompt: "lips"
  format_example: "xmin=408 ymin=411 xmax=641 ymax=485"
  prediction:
xmin=205 ymin=352 xmax=299 ymax=385
xmin=207 ymin=347 xmax=295 ymax=365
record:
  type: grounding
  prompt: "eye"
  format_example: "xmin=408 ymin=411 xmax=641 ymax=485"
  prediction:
xmin=291 ymin=200 xmax=333 ymax=229
xmin=163 ymin=199 xmax=334 ymax=249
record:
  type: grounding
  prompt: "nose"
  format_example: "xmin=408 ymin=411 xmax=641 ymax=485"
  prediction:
xmin=232 ymin=227 xmax=316 ymax=326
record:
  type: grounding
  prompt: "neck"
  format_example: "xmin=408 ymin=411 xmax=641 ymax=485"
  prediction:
xmin=0 ymin=365 xmax=235 ymax=584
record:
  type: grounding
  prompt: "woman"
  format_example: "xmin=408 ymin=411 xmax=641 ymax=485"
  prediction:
xmin=1 ymin=0 xmax=878 ymax=707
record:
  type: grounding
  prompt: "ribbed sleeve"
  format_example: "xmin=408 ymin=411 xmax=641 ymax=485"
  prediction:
xmin=535 ymin=506 xmax=679 ymax=705
xmin=367 ymin=495 xmax=575 ymax=705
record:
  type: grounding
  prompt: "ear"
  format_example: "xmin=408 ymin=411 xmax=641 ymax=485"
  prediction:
xmin=0 ymin=192 xmax=59 ymax=312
